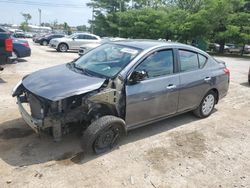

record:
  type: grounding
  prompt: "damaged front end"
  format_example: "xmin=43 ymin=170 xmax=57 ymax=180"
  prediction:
xmin=12 ymin=75 xmax=126 ymax=141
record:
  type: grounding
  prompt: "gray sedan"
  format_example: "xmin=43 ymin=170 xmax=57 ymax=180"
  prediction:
xmin=13 ymin=40 xmax=229 ymax=154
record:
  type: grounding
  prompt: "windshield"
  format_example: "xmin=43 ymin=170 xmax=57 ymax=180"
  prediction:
xmin=73 ymin=43 xmax=141 ymax=78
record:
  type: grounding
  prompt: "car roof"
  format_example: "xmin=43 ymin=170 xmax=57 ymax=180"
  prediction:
xmin=112 ymin=39 xmax=208 ymax=56
xmin=113 ymin=40 xmax=191 ymax=49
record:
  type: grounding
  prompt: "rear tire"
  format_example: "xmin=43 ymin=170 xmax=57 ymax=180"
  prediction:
xmin=12 ymin=51 xmax=18 ymax=59
xmin=42 ymin=40 xmax=48 ymax=46
xmin=81 ymin=116 xmax=126 ymax=155
xmin=193 ymin=90 xmax=216 ymax=118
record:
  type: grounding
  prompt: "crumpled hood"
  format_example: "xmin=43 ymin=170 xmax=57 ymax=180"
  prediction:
xmin=22 ymin=64 xmax=106 ymax=101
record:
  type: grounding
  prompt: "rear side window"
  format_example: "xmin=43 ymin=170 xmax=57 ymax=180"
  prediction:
xmin=198 ymin=54 xmax=207 ymax=68
xmin=85 ymin=35 xmax=98 ymax=40
xmin=78 ymin=34 xmax=85 ymax=39
xmin=179 ymin=50 xmax=199 ymax=72
xmin=135 ymin=50 xmax=174 ymax=79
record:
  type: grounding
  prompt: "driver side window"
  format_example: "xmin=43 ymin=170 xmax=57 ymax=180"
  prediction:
xmin=135 ymin=49 xmax=174 ymax=79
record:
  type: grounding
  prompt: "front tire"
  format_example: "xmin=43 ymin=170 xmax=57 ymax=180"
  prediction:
xmin=57 ymin=43 xmax=68 ymax=52
xmin=193 ymin=91 xmax=216 ymax=118
xmin=81 ymin=116 xmax=126 ymax=155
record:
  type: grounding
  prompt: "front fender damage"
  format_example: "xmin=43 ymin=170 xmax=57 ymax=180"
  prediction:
xmin=14 ymin=76 xmax=127 ymax=141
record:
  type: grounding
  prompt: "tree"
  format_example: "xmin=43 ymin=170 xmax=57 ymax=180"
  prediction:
xmin=63 ymin=22 xmax=72 ymax=35
xmin=21 ymin=13 xmax=32 ymax=24
xmin=169 ymin=0 xmax=204 ymax=12
xmin=76 ymin=25 xmax=88 ymax=32
xmin=87 ymin=0 xmax=250 ymax=54
xmin=20 ymin=12 xmax=32 ymax=32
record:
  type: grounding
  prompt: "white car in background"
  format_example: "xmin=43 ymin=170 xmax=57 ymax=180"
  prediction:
xmin=49 ymin=33 xmax=101 ymax=52
xmin=78 ymin=37 xmax=126 ymax=56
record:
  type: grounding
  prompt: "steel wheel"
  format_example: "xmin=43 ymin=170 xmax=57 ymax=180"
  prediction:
xmin=201 ymin=94 xmax=215 ymax=116
xmin=93 ymin=125 xmax=121 ymax=154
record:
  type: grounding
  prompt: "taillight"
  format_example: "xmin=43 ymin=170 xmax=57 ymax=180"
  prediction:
xmin=224 ymin=68 xmax=230 ymax=76
xmin=22 ymin=42 xmax=30 ymax=48
xmin=5 ymin=38 xmax=13 ymax=52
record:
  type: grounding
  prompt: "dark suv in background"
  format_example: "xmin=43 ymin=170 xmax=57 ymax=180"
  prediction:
xmin=0 ymin=26 xmax=13 ymax=67
xmin=36 ymin=34 xmax=65 ymax=46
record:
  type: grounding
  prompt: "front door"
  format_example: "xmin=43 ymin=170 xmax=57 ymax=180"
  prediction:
xmin=125 ymin=49 xmax=180 ymax=127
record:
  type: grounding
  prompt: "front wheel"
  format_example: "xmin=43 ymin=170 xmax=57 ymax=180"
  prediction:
xmin=193 ymin=91 xmax=216 ymax=118
xmin=57 ymin=43 xmax=68 ymax=52
xmin=81 ymin=116 xmax=126 ymax=155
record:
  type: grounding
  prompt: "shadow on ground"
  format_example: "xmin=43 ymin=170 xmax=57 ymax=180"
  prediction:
xmin=0 ymin=111 xmax=206 ymax=167
xmin=240 ymin=82 xmax=250 ymax=88
xmin=46 ymin=49 xmax=78 ymax=54
xmin=0 ymin=78 xmax=7 ymax=83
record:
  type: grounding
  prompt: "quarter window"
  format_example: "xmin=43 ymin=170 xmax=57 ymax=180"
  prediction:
xmin=179 ymin=50 xmax=199 ymax=72
xmin=198 ymin=54 xmax=207 ymax=68
xmin=135 ymin=50 xmax=174 ymax=79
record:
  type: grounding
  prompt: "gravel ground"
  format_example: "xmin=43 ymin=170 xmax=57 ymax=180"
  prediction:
xmin=0 ymin=40 xmax=250 ymax=188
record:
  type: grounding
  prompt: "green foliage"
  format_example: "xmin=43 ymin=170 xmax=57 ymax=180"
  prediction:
xmin=63 ymin=22 xmax=72 ymax=35
xmin=20 ymin=22 xmax=29 ymax=32
xmin=21 ymin=13 xmax=32 ymax=24
xmin=88 ymin=0 xmax=250 ymax=54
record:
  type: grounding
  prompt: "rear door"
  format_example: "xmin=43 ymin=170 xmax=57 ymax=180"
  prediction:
xmin=126 ymin=49 xmax=180 ymax=127
xmin=73 ymin=34 xmax=99 ymax=49
xmin=177 ymin=49 xmax=212 ymax=112
xmin=71 ymin=34 xmax=85 ymax=49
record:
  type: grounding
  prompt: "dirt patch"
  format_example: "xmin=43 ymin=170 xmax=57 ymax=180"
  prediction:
xmin=145 ymin=131 xmax=206 ymax=172
xmin=55 ymin=151 xmax=85 ymax=166
xmin=70 ymin=152 xmax=85 ymax=164
xmin=0 ymin=128 xmax=34 ymax=140
xmin=170 ymin=131 xmax=206 ymax=159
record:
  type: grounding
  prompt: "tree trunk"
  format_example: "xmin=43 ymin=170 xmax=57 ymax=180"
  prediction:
xmin=218 ymin=40 xmax=225 ymax=54
xmin=241 ymin=44 xmax=245 ymax=56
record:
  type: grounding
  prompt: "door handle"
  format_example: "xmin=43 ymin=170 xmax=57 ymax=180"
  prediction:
xmin=204 ymin=77 xmax=211 ymax=82
xmin=166 ymin=84 xmax=177 ymax=89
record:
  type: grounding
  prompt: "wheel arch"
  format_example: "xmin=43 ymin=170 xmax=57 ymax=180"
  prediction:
xmin=58 ymin=42 xmax=69 ymax=50
xmin=210 ymin=88 xmax=219 ymax=104
xmin=88 ymin=102 xmax=119 ymax=119
xmin=87 ymin=102 xmax=126 ymax=132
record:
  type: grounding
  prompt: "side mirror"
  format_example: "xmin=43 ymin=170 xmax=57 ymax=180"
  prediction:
xmin=129 ymin=70 xmax=148 ymax=84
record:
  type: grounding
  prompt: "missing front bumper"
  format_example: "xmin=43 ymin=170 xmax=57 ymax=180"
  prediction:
xmin=17 ymin=97 xmax=43 ymax=133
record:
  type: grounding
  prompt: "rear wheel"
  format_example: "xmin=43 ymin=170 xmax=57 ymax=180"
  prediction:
xmin=12 ymin=51 xmax=18 ymax=59
xmin=57 ymin=43 xmax=68 ymax=52
xmin=42 ymin=40 xmax=48 ymax=46
xmin=193 ymin=91 xmax=216 ymax=118
xmin=81 ymin=116 xmax=125 ymax=155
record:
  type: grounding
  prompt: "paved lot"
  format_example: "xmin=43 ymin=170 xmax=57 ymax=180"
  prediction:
xmin=0 ymin=40 xmax=250 ymax=187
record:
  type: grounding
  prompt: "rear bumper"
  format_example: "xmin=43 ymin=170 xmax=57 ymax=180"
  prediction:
xmin=18 ymin=48 xmax=31 ymax=58
xmin=17 ymin=97 xmax=43 ymax=133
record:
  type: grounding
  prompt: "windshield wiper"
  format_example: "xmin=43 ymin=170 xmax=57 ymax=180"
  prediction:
xmin=71 ymin=62 xmax=94 ymax=77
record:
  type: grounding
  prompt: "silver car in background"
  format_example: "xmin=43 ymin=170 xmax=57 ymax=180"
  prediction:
xmin=49 ymin=33 xmax=101 ymax=52
xmin=78 ymin=37 xmax=126 ymax=56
